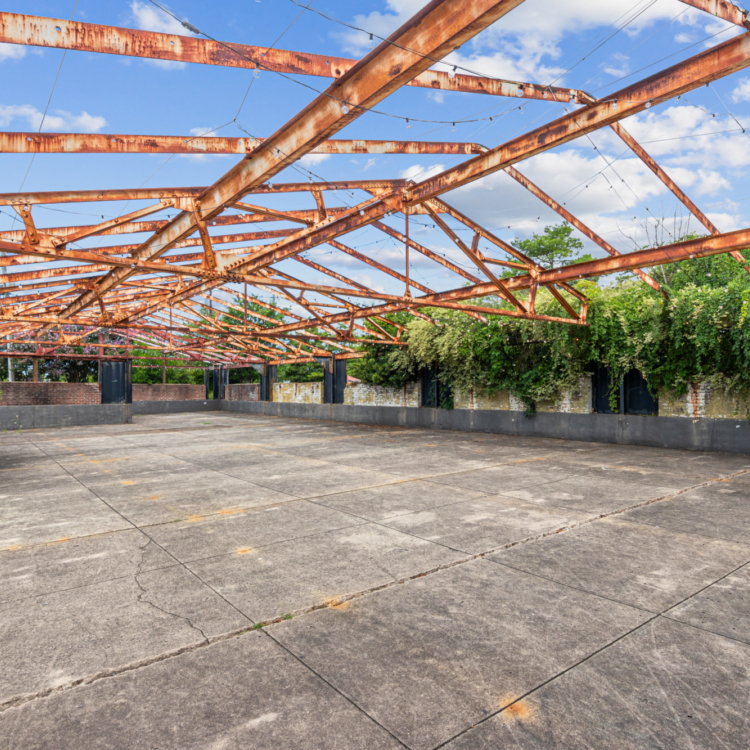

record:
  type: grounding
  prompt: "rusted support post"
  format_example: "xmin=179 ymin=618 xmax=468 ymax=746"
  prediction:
xmin=32 ymin=357 xmax=38 ymax=382
xmin=162 ymin=352 xmax=166 ymax=384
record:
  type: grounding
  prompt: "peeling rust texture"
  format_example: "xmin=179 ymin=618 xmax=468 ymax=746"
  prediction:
xmin=0 ymin=12 xmax=593 ymax=103
xmin=0 ymin=133 xmax=487 ymax=156
xmin=678 ymin=0 xmax=750 ymax=28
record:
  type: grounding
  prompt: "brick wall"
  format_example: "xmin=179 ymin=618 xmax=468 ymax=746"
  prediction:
xmin=344 ymin=382 xmax=421 ymax=408
xmin=0 ymin=382 xmax=100 ymax=406
xmin=226 ymin=383 xmax=260 ymax=401
xmin=132 ymin=384 xmax=205 ymax=401
xmin=274 ymin=382 xmax=323 ymax=404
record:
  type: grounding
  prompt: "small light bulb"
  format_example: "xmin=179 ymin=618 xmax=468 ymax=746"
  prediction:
xmin=645 ymin=101 xmax=652 ymax=109
xmin=452 ymin=122 xmax=456 ymax=132
xmin=359 ymin=209 xmax=365 ymax=216
xmin=406 ymin=118 xmax=411 ymax=129
xmin=341 ymin=103 xmax=350 ymax=114
xmin=253 ymin=68 xmax=260 ymax=78
xmin=448 ymin=66 xmax=457 ymax=79
xmin=517 ymin=87 xmax=524 ymax=97
xmin=611 ymin=100 xmax=618 ymax=110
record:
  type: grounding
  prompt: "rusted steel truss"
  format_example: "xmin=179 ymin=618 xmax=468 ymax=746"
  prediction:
xmin=2 ymin=1 xmax=749 ymax=367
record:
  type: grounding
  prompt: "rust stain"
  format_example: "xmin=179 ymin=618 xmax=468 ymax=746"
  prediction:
xmin=121 ymin=480 xmax=135 ymax=485
xmin=188 ymin=515 xmax=202 ymax=522
xmin=52 ymin=537 xmax=71 ymax=545
xmin=237 ymin=548 xmax=251 ymax=554
xmin=499 ymin=696 xmax=535 ymax=722
xmin=321 ymin=596 xmax=352 ymax=611
xmin=218 ymin=508 xmax=243 ymax=516
xmin=5 ymin=545 xmax=20 ymax=551
xmin=147 ymin=495 xmax=160 ymax=500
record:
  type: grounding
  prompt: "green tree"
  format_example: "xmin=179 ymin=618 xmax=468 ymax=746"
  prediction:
xmin=511 ymin=222 xmax=590 ymax=269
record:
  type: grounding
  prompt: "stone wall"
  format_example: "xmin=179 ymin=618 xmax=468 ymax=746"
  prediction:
xmin=274 ymin=381 xmax=324 ymax=404
xmin=344 ymin=382 xmax=421 ymax=408
xmin=132 ymin=384 xmax=204 ymax=401
xmin=0 ymin=382 xmax=100 ymax=406
xmin=226 ymin=383 xmax=260 ymax=402
xmin=455 ymin=377 xmax=592 ymax=414
xmin=659 ymin=382 xmax=749 ymax=419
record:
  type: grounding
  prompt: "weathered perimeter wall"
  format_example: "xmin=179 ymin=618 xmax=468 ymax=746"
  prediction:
xmin=660 ymin=382 xmax=749 ymax=419
xmin=132 ymin=384 xmax=204 ymax=401
xmin=226 ymin=383 xmax=260 ymax=402
xmin=344 ymin=382 xmax=421 ymax=408
xmin=274 ymin=382 xmax=323 ymax=404
xmin=455 ymin=377 xmax=592 ymax=414
xmin=0 ymin=403 xmax=131 ymax=429
xmin=0 ymin=382 xmax=100 ymax=406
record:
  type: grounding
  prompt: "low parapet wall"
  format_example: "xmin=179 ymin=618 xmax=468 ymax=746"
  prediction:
xmin=220 ymin=400 xmax=748 ymax=454
xmin=0 ymin=382 xmax=100 ymax=406
xmin=132 ymin=384 xmax=204 ymax=401
xmin=0 ymin=403 xmax=132 ymax=430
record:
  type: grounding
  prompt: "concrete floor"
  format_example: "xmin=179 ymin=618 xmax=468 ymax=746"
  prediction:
xmin=1 ymin=413 xmax=750 ymax=749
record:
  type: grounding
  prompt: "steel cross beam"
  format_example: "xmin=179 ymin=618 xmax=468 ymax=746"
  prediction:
xmin=47 ymin=0 xmax=527 ymax=325
xmin=212 ymin=227 xmax=750 ymax=338
xmin=0 ymin=180 xmax=410 ymax=206
xmin=406 ymin=29 xmax=750 ymax=202
xmin=503 ymin=165 xmax=662 ymax=290
xmin=59 ymin=0 xmax=527 ymax=329
xmin=609 ymin=122 xmax=750 ymax=271
xmin=0 ymin=133 xmax=488 ymax=156
xmin=0 ymin=12 xmax=592 ymax=104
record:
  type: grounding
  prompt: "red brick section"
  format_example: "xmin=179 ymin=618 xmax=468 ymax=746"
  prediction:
xmin=226 ymin=384 xmax=260 ymax=402
xmin=0 ymin=382 xmax=100 ymax=406
xmin=132 ymin=384 xmax=205 ymax=401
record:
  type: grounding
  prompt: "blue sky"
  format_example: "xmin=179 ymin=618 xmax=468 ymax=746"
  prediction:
xmin=2 ymin=0 xmax=750 ymax=299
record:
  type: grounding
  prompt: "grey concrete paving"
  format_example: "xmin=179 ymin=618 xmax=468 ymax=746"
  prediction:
xmin=1 ymin=412 xmax=749 ymax=749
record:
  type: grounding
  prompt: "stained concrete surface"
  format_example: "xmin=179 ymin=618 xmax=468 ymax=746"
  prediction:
xmin=1 ymin=412 xmax=749 ymax=749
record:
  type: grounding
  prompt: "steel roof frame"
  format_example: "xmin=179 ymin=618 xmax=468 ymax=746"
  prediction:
xmin=1 ymin=0 xmax=749 ymax=367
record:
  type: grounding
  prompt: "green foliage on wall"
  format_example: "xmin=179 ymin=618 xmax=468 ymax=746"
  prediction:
xmin=352 ymin=244 xmax=750 ymax=414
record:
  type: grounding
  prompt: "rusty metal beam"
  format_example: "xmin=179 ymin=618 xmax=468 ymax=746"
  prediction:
xmin=0 ymin=132 xmax=488 ymax=156
xmin=226 ymin=228 xmax=750 ymax=338
xmin=406 ymin=30 xmax=750 ymax=203
xmin=0 ymin=12 xmax=593 ymax=104
xmin=0 ymin=181 xmax=408 ymax=206
xmin=609 ymin=123 xmax=717 ymax=234
xmin=678 ymin=0 xmax=750 ymax=28
xmin=504 ymin=165 xmax=661 ymax=290
xmin=609 ymin=122 xmax=750 ymax=270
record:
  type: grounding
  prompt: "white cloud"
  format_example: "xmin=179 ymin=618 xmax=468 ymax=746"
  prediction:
xmin=130 ymin=0 xmax=187 ymax=35
xmin=427 ymin=91 xmax=445 ymax=104
xmin=0 ymin=104 xmax=107 ymax=132
xmin=129 ymin=1 xmax=193 ymax=70
xmin=674 ymin=32 xmax=695 ymax=44
xmin=299 ymin=153 xmax=331 ymax=168
xmin=0 ymin=43 xmax=25 ymax=62
xmin=189 ymin=126 xmax=217 ymax=137
xmin=336 ymin=0 xmax=705 ymax=85
xmin=732 ymin=77 xmax=750 ymax=103
xmin=603 ymin=52 xmax=629 ymax=78
xmin=400 ymin=163 xmax=445 ymax=182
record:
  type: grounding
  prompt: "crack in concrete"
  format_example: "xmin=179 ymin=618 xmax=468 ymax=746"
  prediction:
xmin=3 ymin=429 xmax=747 ymax=721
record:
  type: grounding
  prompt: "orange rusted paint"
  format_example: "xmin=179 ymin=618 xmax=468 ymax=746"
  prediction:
xmin=0 ymin=12 xmax=593 ymax=103
xmin=0 ymin=132 xmax=488 ymax=156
